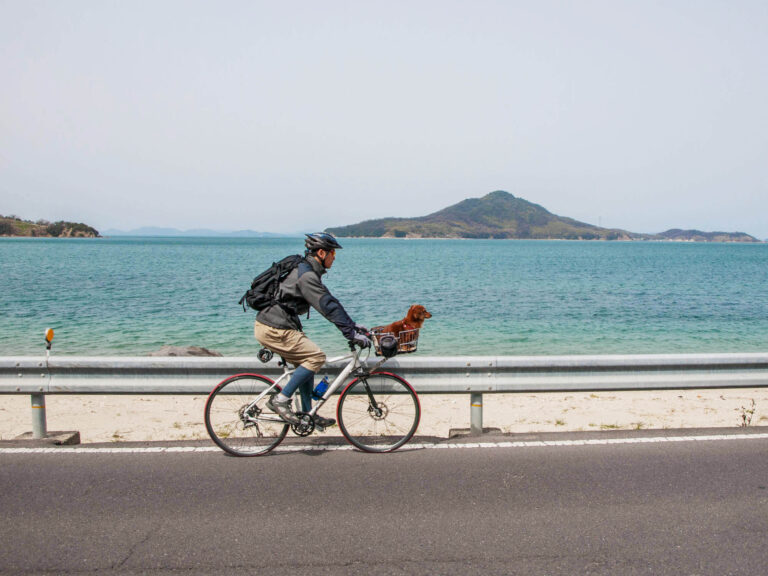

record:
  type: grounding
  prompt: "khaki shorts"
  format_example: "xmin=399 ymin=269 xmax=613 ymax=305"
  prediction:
xmin=253 ymin=321 xmax=326 ymax=373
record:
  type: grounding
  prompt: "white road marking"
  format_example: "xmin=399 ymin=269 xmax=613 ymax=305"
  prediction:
xmin=1 ymin=433 xmax=768 ymax=454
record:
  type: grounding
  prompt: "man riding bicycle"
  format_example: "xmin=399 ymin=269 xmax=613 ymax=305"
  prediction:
xmin=254 ymin=232 xmax=372 ymax=428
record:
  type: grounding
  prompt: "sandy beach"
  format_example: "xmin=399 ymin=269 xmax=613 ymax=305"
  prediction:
xmin=2 ymin=388 xmax=767 ymax=443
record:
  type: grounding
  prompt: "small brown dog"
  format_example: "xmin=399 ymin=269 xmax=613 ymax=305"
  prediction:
xmin=377 ymin=304 xmax=432 ymax=340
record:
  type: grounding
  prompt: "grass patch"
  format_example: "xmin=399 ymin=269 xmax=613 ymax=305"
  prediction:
xmin=739 ymin=400 xmax=756 ymax=427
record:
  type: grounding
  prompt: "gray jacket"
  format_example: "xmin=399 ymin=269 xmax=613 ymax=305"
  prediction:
xmin=256 ymin=256 xmax=356 ymax=340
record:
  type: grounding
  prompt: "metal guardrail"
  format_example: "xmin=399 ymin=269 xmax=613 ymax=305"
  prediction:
xmin=3 ymin=353 xmax=768 ymax=438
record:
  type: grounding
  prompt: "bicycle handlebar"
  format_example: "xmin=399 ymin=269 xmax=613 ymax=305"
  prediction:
xmin=348 ymin=330 xmax=374 ymax=352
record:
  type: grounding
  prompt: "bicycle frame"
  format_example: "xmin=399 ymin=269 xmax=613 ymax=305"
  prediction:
xmin=244 ymin=346 xmax=387 ymax=424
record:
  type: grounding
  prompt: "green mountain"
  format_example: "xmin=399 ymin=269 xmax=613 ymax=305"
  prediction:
xmin=326 ymin=191 xmax=761 ymax=242
xmin=327 ymin=191 xmax=640 ymax=240
xmin=0 ymin=215 xmax=100 ymax=238
xmin=655 ymin=229 xmax=759 ymax=243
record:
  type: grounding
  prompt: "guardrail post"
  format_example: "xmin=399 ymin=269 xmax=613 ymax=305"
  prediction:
xmin=470 ymin=392 xmax=483 ymax=435
xmin=31 ymin=393 xmax=47 ymax=439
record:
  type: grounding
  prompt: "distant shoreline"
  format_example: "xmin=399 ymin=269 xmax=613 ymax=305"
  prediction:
xmin=324 ymin=236 xmax=766 ymax=244
xmin=0 ymin=235 xmax=102 ymax=239
xmin=2 ymin=235 xmax=764 ymax=244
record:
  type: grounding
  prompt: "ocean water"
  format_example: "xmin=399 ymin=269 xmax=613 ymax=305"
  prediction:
xmin=1 ymin=237 xmax=767 ymax=357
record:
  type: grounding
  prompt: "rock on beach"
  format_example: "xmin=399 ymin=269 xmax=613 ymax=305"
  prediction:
xmin=147 ymin=345 xmax=222 ymax=357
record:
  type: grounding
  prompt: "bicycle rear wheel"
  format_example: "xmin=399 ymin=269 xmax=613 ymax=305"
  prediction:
xmin=337 ymin=372 xmax=420 ymax=453
xmin=204 ymin=373 xmax=288 ymax=456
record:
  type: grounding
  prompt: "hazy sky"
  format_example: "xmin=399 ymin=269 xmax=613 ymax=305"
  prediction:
xmin=1 ymin=1 xmax=767 ymax=237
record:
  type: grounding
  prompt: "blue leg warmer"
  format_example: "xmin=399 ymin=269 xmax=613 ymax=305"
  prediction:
xmin=298 ymin=379 xmax=313 ymax=412
xmin=281 ymin=366 xmax=315 ymax=411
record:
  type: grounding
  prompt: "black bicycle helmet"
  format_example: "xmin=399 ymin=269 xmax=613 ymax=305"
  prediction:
xmin=305 ymin=232 xmax=343 ymax=253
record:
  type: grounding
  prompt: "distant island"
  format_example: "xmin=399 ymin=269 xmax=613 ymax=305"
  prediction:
xmin=326 ymin=191 xmax=761 ymax=243
xmin=102 ymin=227 xmax=287 ymax=238
xmin=0 ymin=215 xmax=100 ymax=238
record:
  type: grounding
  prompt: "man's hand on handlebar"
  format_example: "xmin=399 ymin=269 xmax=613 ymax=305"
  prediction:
xmin=352 ymin=330 xmax=372 ymax=349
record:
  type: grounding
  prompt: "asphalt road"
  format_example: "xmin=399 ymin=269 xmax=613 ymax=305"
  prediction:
xmin=2 ymin=431 xmax=768 ymax=575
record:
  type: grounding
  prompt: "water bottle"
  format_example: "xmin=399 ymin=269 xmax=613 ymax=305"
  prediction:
xmin=312 ymin=376 xmax=330 ymax=401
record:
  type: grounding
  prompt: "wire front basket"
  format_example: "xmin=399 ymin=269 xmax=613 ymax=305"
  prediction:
xmin=370 ymin=327 xmax=420 ymax=356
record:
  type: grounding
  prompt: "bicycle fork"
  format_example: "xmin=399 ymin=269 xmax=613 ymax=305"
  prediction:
xmin=359 ymin=377 xmax=384 ymax=418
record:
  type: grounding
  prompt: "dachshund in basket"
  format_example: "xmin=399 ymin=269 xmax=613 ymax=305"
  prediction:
xmin=377 ymin=304 xmax=432 ymax=340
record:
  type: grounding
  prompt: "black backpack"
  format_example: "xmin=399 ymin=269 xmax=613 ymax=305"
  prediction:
xmin=239 ymin=254 xmax=304 ymax=312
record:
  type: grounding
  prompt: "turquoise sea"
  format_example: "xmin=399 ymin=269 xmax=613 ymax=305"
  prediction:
xmin=1 ymin=237 xmax=767 ymax=357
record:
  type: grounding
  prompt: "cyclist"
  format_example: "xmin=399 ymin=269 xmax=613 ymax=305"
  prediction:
xmin=254 ymin=232 xmax=372 ymax=428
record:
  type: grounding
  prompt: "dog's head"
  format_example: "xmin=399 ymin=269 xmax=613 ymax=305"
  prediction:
xmin=406 ymin=304 xmax=432 ymax=327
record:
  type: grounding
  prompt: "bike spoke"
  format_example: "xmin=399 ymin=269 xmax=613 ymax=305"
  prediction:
xmin=204 ymin=374 xmax=288 ymax=456
xmin=337 ymin=373 xmax=420 ymax=452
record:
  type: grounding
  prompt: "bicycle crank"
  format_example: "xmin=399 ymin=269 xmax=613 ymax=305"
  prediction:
xmin=291 ymin=412 xmax=315 ymax=437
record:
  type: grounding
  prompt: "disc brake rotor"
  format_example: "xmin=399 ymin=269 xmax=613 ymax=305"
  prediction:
xmin=368 ymin=402 xmax=389 ymax=421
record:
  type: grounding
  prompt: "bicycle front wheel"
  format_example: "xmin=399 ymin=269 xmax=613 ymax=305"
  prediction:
xmin=337 ymin=372 xmax=420 ymax=453
xmin=204 ymin=373 xmax=288 ymax=456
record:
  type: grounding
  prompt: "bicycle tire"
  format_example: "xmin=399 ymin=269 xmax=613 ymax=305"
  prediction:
xmin=204 ymin=373 xmax=289 ymax=456
xmin=337 ymin=372 xmax=420 ymax=453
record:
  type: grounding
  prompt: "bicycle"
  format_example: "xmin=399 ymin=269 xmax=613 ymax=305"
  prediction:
xmin=204 ymin=333 xmax=420 ymax=456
